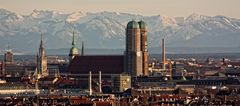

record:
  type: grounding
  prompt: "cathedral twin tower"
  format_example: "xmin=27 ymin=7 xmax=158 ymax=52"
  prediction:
xmin=125 ymin=20 xmax=149 ymax=76
xmin=68 ymin=20 xmax=149 ymax=77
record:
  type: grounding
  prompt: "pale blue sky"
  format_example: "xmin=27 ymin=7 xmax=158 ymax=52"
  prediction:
xmin=1 ymin=0 xmax=239 ymax=18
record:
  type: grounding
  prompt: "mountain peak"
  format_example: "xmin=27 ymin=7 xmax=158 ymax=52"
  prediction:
xmin=0 ymin=8 xmax=13 ymax=19
xmin=66 ymin=11 xmax=85 ymax=22
xmin=30 ymin=9 xmax=65 ymax=18
xmin=214 ymin=15 xmax=230 ymax=20
xmin=30 ymin=9 xmax=41 ymax=18
xmin=186 ymin=13 xmax=209 ymax=22
xmin=160 ymin=15 xmax=177 ymax=26
xmin=0 ymin=8 xmax=12 ymax=13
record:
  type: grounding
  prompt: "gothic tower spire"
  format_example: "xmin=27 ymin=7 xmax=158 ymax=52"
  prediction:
xmin=69 ymin=31 xmax=79 ymax=62
xmin=38 ymin=33 xmax=48 ymax=77
xmin=40 ymin=33 xmax=44 ymax=50
xmin=72 ymin=31 xmax=76 ymax=46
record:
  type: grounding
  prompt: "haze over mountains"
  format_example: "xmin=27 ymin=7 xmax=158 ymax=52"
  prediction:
xmin=0 ymin=9 xmax=239 ymax=54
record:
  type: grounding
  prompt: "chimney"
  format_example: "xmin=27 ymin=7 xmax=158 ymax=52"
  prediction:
xmin=89 ymin=71 xmax=92 ymax=95
xmin=162 ymin=38 xmax=166 ymax=72
xmin=99 ymin=71 xmax=102 ymax=93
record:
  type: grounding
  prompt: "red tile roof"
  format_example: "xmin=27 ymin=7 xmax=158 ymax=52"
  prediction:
xmin=68 ymin=55 xmax=124 ymax=74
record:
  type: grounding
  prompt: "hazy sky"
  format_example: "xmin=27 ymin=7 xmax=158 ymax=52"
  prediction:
xmin=1 ymin=0 xmax=239 ymax=18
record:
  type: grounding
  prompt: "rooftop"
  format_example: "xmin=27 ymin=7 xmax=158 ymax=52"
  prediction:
xmin=68 ymin=55 xmax=124 ymax=74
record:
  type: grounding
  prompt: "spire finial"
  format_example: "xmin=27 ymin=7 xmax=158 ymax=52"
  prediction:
xmin=81 ymin=41 xmax=84 ymax=56
xmin=40 ymin=33 xmax=43 ymax=48
xmin=41 ymin=33 xmax=43 ymax=40
xmin=72 ymin=31 xmax=76 ymax=46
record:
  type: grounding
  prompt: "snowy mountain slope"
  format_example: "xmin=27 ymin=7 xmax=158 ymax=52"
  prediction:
xmin=0 ymin=8 xmax=239 ymax=53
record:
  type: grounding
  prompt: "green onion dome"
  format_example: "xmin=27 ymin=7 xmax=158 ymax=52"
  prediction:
xmin=69 ymin=47 xmax=78 ymax=55
xmin=138 ymin=20 xmax=147 ymax=29
xmin=127 ymin=20 xmax=139 ymax=29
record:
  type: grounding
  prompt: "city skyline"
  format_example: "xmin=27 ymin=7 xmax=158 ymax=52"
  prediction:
xmin=0 ymin=1 xmax=240 ymax=105
xmin=1 ymin=0 xmax=240 ymax=18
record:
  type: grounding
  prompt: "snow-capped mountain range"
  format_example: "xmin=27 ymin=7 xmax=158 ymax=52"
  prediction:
xmin=0 ymin=9 xmax=239 ymax=54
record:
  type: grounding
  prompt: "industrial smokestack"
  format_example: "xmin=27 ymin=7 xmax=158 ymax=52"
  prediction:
xmin=162 ymin=38 xmax=166 ymax=71
xmin=89 ymin=71 xmax=92 ymax=95
xmin=99 ymin=71 xmax=102 ymax=93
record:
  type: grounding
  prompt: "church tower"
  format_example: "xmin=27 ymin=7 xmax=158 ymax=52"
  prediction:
xmin=4 ymin=44 xmax=14 ymax=64
xmin=38 ymin=34 xmax=48 ymax=77
xmin=69 ymin=32 xmax=79 ymax=62
xmin=125 ymin=20 xmax=142 ymax=76
xmin=138 ymin=21 xmax=149 ymax=76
